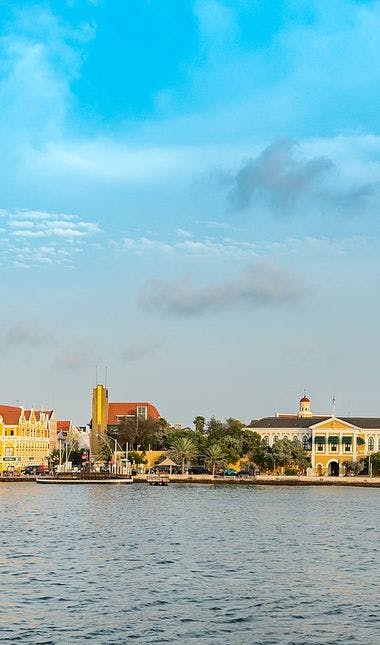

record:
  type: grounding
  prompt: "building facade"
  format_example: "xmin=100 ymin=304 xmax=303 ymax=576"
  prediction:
xmin=248 ymin=396 xmax=380 ymax=476
xmin=90 ymin=384 xmax=161 ymax=457
xmin=0 ymin=405 xmax=54 ymax=473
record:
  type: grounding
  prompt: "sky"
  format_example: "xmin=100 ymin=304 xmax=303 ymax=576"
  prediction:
xmin=1 ymin=0 xmax=380 ymax=426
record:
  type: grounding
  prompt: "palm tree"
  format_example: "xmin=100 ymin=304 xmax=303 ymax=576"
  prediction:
xmin=98 ymin=440 xmax=112 ymax=462
xmin=169 ymin=436 xmax=198 ymax=474
xmin=203 ymin=443 xmax=227 ymax=477
xmin=193 ymin=416 xmax=206 ymax=433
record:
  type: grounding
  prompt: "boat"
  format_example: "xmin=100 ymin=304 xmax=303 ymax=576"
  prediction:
xmin=36 ymin=474 xmax=133 ymax=485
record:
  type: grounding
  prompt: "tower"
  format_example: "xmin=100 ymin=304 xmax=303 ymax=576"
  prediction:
xmin=298 ymin=394 xmax=312 ymax=418
xmin=90 ymin=384 xmax=109 ymax=456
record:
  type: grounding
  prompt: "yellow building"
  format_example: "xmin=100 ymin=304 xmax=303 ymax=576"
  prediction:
xmin=247 ymin=395 xmax=380 ymax=476
xmin=90 ymin=384 xmax=161 ymax=458
xmin=0 ymin=405 xmax=54 ymax=474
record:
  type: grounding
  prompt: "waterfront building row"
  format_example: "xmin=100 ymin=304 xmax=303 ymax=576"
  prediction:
xmin=0 ymin=405 xmax=86 ymax=473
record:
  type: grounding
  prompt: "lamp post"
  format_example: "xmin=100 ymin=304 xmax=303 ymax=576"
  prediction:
xmin=57 ymin=431 xmax=65 ymax=473
xmin=125 ymin=442 xmax=129 ymax=475
xmin=113 ymin=438 xmax=118 ymax=474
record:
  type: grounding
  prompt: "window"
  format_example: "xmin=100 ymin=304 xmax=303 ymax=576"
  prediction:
xmin=5 ymin=447 xmax=14 ymax=457
xmin=368 ymin=436 xmax=375 ymax=451
xmin=137 ymin=406 xmax=147 ymax=419
xmin=344 ymin=443 xmax=351 ymax=452
xmin=302 ymin=435 xmax=309 ymax=449
xmin=273 ymin=435 xmax=279 ymax=444
xmin=314 ymin=436 xmax=325 ymax=451
xmin=330 ymin=444 xmax=337 ymax=452
xmin=263 ymin=435 xmax=269 ymax=445
xmin=378 ymin=437 xmax=380 ymax=451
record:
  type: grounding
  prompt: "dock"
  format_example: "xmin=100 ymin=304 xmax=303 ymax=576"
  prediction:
xmin=146 ymin=474 xmax=170 ymax=486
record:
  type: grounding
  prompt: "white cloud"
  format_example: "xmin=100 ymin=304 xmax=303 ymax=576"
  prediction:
xmin=0 ymin=209 xmax=100 ymax=267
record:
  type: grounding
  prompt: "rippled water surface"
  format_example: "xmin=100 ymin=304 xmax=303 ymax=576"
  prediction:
xmin=0 ymin=483 xmax=379 ymax=644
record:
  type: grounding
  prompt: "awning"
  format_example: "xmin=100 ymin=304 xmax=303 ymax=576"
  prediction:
xmin=356 ymin=437 xmax=365 ymax=445
xmin=328 ymin=436 xmax=339 ymax=444
xmin=314 ymin=436 xmax=326 ymax=444
xmin=342 ymin=436 xmax=352 ymax=444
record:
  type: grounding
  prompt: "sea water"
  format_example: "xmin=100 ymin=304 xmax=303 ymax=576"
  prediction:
xmin=0 ymin=483 xmax=378 ymax=644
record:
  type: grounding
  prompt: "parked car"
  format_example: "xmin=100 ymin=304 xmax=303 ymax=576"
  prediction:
xmin=23 ymin=465 xmax=48 ymax=475
xmin=238 ymin=468 xmax=260 ymax=477
xmin=188 ymin=466 xmax=209 ymax=475
xmin=224 ymin=468 xmax=238 ymax=476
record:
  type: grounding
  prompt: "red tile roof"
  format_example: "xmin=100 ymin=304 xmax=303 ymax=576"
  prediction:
xmin=0 ymin=405 xmax=53 ymax=425
xmin=57 ymin=420 xmax=71 ymax=431
xmin=108 ymin=402 xmax=160 ymax=425
xmin=0 ymin=405 xmax=22 ymax=425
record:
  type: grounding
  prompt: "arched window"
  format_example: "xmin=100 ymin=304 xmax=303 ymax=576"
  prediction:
xmin=302 ymin=435 xmax=309 ymax=449
xmin=368 ymin=436 xmax=375 ymax=451
xmin=5 ymin=445 xmax=14 ymax=457
xmin=273 ymin=435 xmax=279 ymax=444
xmin=263 ymin=435 xmax=269 ymax=445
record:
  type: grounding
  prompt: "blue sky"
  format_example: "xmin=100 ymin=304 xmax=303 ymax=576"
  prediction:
xmin=1 ymin=0 xmax=380 ymax=425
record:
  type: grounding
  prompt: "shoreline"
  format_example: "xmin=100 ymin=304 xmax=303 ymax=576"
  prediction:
xmin=142 ymin=474 xmax=380 ymax=487
xmin=1 ymin=474 xmax=379 ymax=487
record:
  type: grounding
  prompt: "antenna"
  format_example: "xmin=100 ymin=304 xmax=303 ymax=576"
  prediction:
xmin=332 ymin=395 xmax=336 ymax=417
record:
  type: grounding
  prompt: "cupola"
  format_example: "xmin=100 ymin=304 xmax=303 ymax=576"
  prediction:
xmin=298 ymin=393 xmax=312 ymax=418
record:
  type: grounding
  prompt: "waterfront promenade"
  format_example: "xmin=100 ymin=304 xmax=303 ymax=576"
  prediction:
xmin=137 ymin=474 xmax=380 ymax=486
xmin=2 ymin=474 xmax=380 ymax=486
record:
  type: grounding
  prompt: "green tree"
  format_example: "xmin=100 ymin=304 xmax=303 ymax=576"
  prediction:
xmin=169 ymin=436 xmax=198 ymax=474
xmin=221 ymin=435 xmax=243 ymax=462
xmin=343 ymin=459 xmax=364 ymax=476
xmin=108 ymin=416 xmax=169 ymax=451
xmin=128 ymin=451 xmax=148 ymax=466
xmin=207 ymin=416 xmax=225 ymax=439
xmin=193 ymin=416 xmax=206 ymax=433
xmin=203 ymin=442 xmax=227 ymax=476
xmin=289 ymin=438 xmax=310 ymax=470
xmin=98 ymin=440 xmax=113 ymax=462
xmin=241 ymin=430 xmax=264 ymax=455
xmin=248 ymin=436 xmax=274 ymax=470
xmin=370 ymin=452 xmax=380 ymax=475
xmin=224 ymin=418 xmax=244 ymax=435
xmin=271 ymin=438 xmax=310 ymax=472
